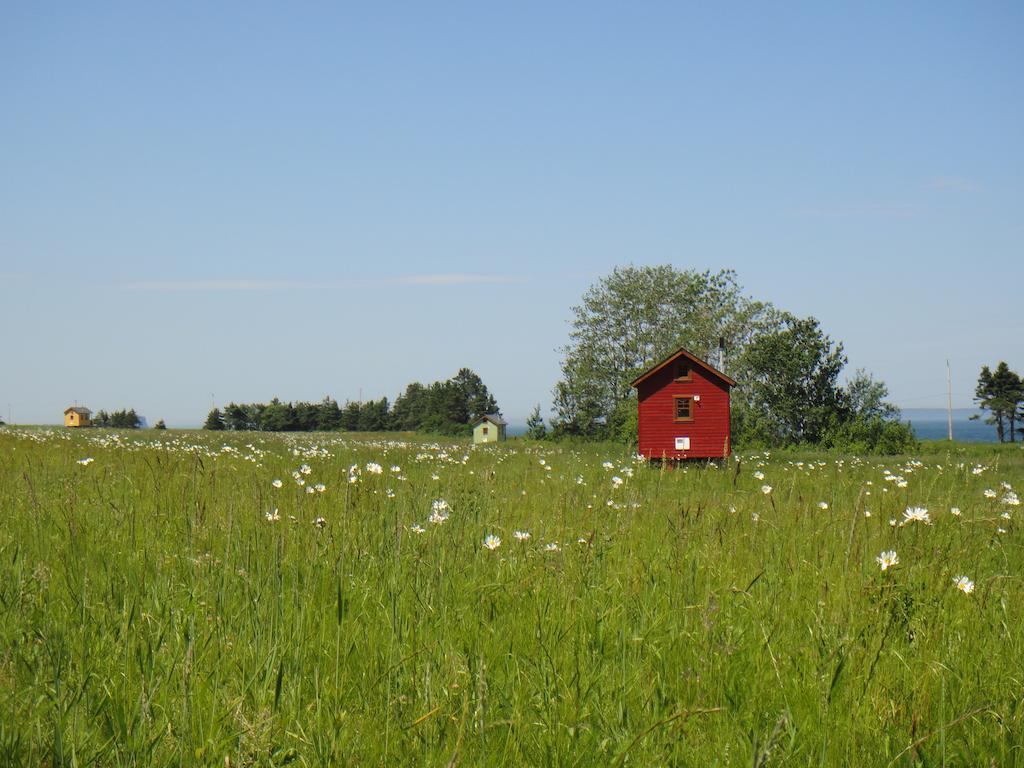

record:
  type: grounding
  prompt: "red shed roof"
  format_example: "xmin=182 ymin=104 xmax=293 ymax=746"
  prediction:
xmin=630 ymin=346 xmax=736 ymax=389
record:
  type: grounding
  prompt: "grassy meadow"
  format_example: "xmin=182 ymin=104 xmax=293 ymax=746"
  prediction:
xmin=1 ymin=427 xmax=1023 ymax=766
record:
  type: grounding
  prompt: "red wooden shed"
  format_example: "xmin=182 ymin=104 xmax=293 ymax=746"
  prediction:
xmin=630 ymin=347 xmax=736 ymax=460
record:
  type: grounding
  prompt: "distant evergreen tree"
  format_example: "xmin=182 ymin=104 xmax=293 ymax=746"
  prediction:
xmin=107 ymin=408 xmax=141 ymax=428
xmin=317 ymin=397 xmax=343 ymax=430
xmin=453 ymin=368 xmax=499 ymax=421
xmin=204 ymin=408 xmax=226 ymax=431
xmin=154 ymin=419 xmax=167 ymax=430
xmin=294 ymin=401 xmax=320 ymax=431
xmin=392 ymin=382 xmax=430 ymax=431
xmin=526 ymin=404 xmax=547 ymax=439
xmin=357 ymin=398 xmax=392 ymax=431
xmin=340 ymin=400 xmax=361 ymax=431
xmin=431 ymin=380 xmax=469 ymax=426
xmin=224 ymin=403 xmax=249 ymax=431
xmin=260 ymin=398 xmax=296 ymax=431
xmin=245 ymin=403 xmax=265 ymax=430
xmin=975 ymin=362 xmax=1023 ymax=443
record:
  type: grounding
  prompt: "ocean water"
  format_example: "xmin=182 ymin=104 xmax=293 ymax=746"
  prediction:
xmin=901 ymin=408 xmax=1000 ymax=443
xmin=507 ymin=409 xmax=1004 ymax=443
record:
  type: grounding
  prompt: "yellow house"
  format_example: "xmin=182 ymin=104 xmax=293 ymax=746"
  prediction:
xmin=473 ymin=414 xmax=507 ymax=444
xmin=64 ymin=406 xmax=92 ymax=428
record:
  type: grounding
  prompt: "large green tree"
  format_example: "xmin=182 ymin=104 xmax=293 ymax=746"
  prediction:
xmin=553 ymin=265 xmax=777 ymax=435
xmin=736 ymin=316 xmax=847 ymax=445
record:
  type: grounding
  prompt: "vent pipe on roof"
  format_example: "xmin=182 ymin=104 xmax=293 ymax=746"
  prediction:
xmin=718 ymin=337 xmax=726 ymax=373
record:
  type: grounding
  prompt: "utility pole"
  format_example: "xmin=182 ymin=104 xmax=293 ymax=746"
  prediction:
xmin=946 ymin=360 xmax=954 ymax=441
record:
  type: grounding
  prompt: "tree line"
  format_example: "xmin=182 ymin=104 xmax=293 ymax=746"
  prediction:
xmin=204 ymin=368 xmax=499 ymax=436
xmin=975 ymin=362 xmax=1024 ymax=442
xmin=93 ymin=409 xmax=143 ymax=429
xmin=551 ymin=265 xmax=916 ymax=453
xmin=201 ymin=265 xmax=1012 ymax=453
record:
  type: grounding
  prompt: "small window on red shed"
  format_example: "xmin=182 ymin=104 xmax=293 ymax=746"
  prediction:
xmin=674 ymin=359 xmax=692 ymax=381
xmin=674 ymin=396 xmax=693 ymax=421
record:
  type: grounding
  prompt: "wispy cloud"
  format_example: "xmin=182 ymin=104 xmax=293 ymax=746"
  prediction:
xmin=119 ymin=279 xmax=313 ymax=292
xmin=926 ymin=176 xmax=982 ymax=193
xmin=793 ymin=202 xmax=926 ymax=219
xmin=396 ymin=273 xmax=523 ymax=286
xmin=118 ymin=273 xmax=524 ymax=292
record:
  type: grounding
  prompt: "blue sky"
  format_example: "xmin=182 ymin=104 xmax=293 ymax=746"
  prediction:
xmin=2 ymin=2 xmax=1021 ymax=426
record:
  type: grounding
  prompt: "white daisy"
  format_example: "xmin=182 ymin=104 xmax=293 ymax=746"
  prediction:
xmin=952 ymin=575 xmax=974 ymax=594
xmin=901 ymin=506 xmax=931 ymax=526
xmin=876 ymin=550 xmax=899 ymax=571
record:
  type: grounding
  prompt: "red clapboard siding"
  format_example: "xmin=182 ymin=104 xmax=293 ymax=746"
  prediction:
xmin=633 ymin=349 xmax=733 ymax=460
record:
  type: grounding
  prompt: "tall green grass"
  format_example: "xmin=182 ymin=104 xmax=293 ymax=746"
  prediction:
xmin=1 ymin=428 xmax=1021 ymax=765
